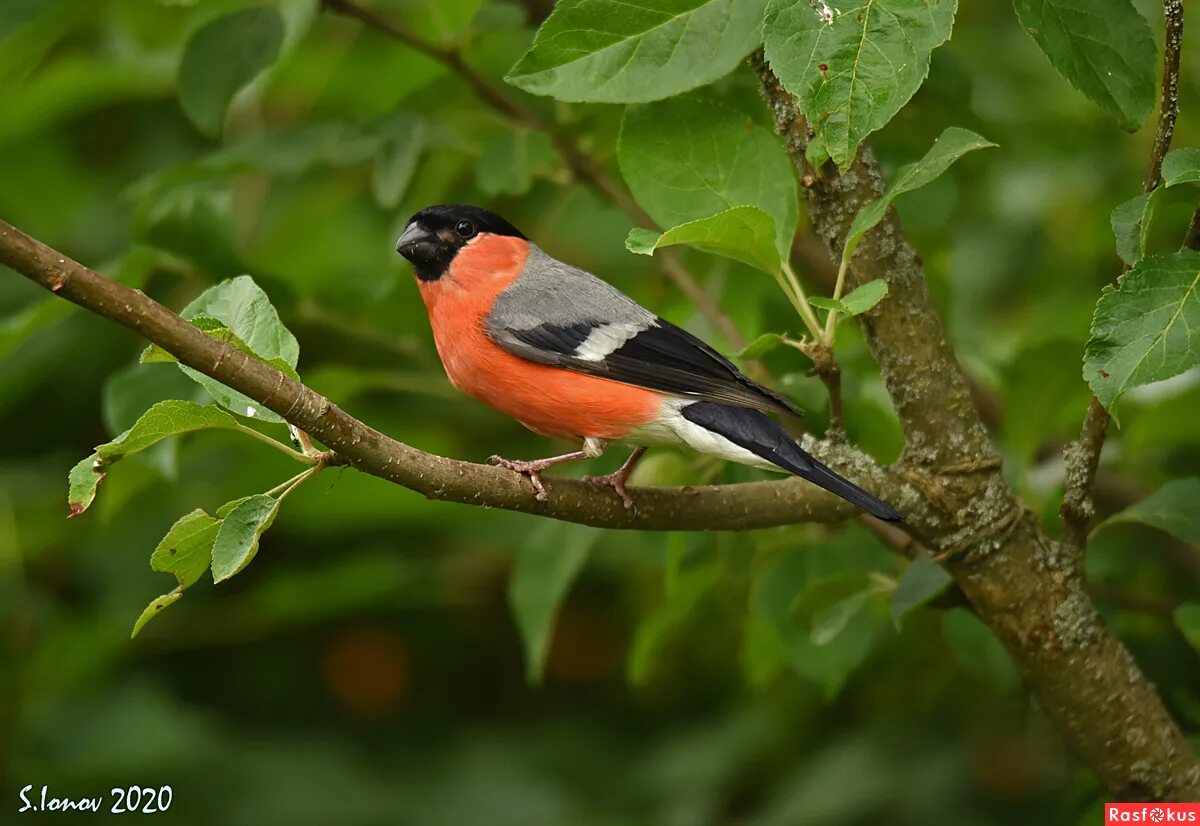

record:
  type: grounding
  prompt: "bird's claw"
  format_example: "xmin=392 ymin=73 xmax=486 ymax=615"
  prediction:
xmin=583 ymin=471 xmax=638 ymax=516
xmin=489 ymin=455 xmax=551 ymax=502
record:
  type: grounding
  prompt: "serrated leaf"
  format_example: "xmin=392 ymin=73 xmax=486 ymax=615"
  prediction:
xmin=625 ymin=206 xmax=782 ymax=274
xmin=151 ymin=509 xmax=220 ymax=588
xmin=97 ymin=400 xmax=240 ymax=461
xmin=1175 ymin=603 xmax=1200 ymax=655
xmin=67 ymin=401 xmax=242 ymax=516
xmin=1084 ymin=251 xmax=1200 ymax=410
xmin=1097 ymin=478 xmax=1200 ymax=547
xmin=474 ymin=130 xmax=556 ymax=197
xmin=131 ymin=591 xmax=183 ymax=639
xmin=1111 ymin=193 xmax=1150 ymax=266
xmin=843 ymin=127 xmax=996 ymax=262
xmin=508 ymin=521 xmax=600 ymax=685
xmin=890 ymin=552 xmax=952 ymax=629
xmin=1162 ymin=148 xmax=1200 ymax=188
xmin=738 ymin=333 xmax=787 ymax=359
xmin=807 ymin=296 xmax=845 ymax=312
xmin=1013 ymin=0 xmax=1155 ymax=132
xmin=174 ymin=276 xmax=299 ymax=423
xmin=211 ymin=494 xmax=282 ymax=583
xmin=839 ymin=279 xmax=889 ymax=316
xmin=764 ymin=0 xmax=958 ymax=170
xmin=619 ymin=97 xmax=798 ymax=257
xmin=177 ymin=7 xmax=284 ymax=137
xmin=505 ymin=0 xmax=767 ymax=103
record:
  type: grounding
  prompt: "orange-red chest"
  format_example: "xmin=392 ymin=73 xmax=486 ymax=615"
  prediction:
xmin=417 ymin=235 xmax=662 ymax=441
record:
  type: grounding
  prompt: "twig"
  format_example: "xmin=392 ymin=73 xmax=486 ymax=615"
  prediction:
xmin=0 ymin=218 xmax=905 ymax=533
xmin=1061 ymin=0 xmax=1184 ymax=554
xmin=1144 ymin=0 xmax=1184 ymax=193
xmin=321 ymin=0 xmax=747 ymax=349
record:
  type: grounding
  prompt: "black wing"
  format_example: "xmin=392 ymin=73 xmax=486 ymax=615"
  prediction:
xmin=488 ymin=315 xmax=801 ymax=416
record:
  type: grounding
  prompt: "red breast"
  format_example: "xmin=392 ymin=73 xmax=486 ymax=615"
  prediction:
xmin=418 ymin=233 xmax=663 ymax=440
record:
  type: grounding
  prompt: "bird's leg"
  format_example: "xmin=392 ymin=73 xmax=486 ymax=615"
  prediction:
xmin=491 ymin=438 xmax=607 ymax=502
xmin=583 ymin=446 xmax=647 ymax=513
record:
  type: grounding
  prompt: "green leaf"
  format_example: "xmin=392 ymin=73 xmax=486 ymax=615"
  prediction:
xmin=209 ymin=122 xmax=381 ymax=177
xmin=1111 ymin=193 xmax=1151 ymax=266
xmin=843 ymin=128 xmax=996 ymax=262
xmin=811 ymin=590 xmax=871 ymax=646
xmin=1084 ymin=251 xmax=1200 ymax=410
xmin=68 ymin=400 xmax=243 ymax=516
xmin=68 ymin=454 xmax=103 ymax=517
xmin=175 ymin=276 xmax=300 ymax=423
xmin=96 ymin=400 xmax=240 ymax=462
xmin=150 ymin=509 xmax=220 ymax=588
xmin=839 ymin=279 xmax=889 ymax=316
xmin=210 ymin=494 xmax=282 ymax=583
xmin=1174 ymin=603 xmax=1200 ymax=655
xmin=763 ymin=0 xmax=958 ymax=170
xmin=474 ymin=131 xmax=556 ymax=197
xmin=177 ymin=7 xmax=284 ymax=137
xmin=738 ymin=333 xmax=787 ymax=359
xmin=619 ymin=97 xmax=798 ymax=257
xmin=625 ymin=206 xmax=782 ymax=274
xmin=941 ymin=607 xmax=1020 ymax=692
xmin=1097 ymin=478 xmax=1200 ymax=547
xmin=890 ymin=552 xmax=952 ymax=629
xmin=131 ymin=591 xmax=183 ymax=639
xmin=807 ymin=296 xmax=844 ymax=312
xmin=1012 ymin=0 xmax=1155 ymax=131
xmin=507 ymin=522 xmax=599 ymax=685
xmin=628 ymin=552 xmax=722 ymax=686
xmin=1162 ymin=148 xmax=1200 ymax=188
xmin=372 ymin=115 xmax=425 ymax=209
xmin=505 ymin=0 xmax=767 ymax=103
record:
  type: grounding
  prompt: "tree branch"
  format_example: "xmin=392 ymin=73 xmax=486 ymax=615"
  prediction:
xmin=0 ymin=218 xmax=914 ymax=532
xmin=752 ymin=51 xmax=1200 ymax=799
xmin=321 ymin=0 xmax=748 ymax=349
xmin=1061 ymin=0 xmax=1185 ymax=554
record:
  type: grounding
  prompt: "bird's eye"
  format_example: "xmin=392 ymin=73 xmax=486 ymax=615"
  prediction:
xmin=454 ymin=220 xmax=475 ymax=238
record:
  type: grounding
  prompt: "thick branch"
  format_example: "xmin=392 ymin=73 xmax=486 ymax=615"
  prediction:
xmin=321 ymin=0 xmax=747 ymax=349
xmin=0 ymin=219 xmax=911 ymax=532
xmin=752 ymin=52 xmax=1200 ymax=799
xmin=1062 ymin=0 xmax=1185 ymax=553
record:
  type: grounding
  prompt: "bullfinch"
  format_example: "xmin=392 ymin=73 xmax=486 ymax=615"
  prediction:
xmin=396 ymin=204 xmax=902 ymax=522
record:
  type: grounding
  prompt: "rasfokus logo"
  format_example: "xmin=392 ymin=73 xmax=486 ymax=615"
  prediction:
xmin=1106 ymin=803 xmax=1200 ymax=823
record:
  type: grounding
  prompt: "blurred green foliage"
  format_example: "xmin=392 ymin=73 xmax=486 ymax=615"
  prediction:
xmin=2 ymin=0 xmax=1199 ymax=822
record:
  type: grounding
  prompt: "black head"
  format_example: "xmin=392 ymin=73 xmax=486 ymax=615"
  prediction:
xmin=395 ymin=204 xmax=526 ymax=281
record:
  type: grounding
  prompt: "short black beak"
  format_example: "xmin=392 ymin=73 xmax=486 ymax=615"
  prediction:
xmin=395 ymin=222 xmax=433 ymax=257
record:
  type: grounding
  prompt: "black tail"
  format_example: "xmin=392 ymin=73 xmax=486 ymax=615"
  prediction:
xmin=681 ymin=402 xmax=903 ymax=522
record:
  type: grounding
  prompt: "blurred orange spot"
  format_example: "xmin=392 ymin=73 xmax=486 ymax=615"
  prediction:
xmin=321 ymin=625 xmax=410 ymax=719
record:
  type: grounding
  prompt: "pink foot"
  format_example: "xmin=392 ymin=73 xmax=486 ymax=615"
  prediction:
xmin=582 ymin=470 xmax=638 ymax=513
xmin=489 ymin=455 xmax=556 ymax=501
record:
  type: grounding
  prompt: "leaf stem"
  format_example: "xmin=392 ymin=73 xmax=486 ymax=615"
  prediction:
xmin=824 ymin=252 xmax=851 ymax=340
xmin=233 ymin=423 xmax=314 ymax=465
xmin=779 ymin=260 xmax=826 ymax=342
xmin=264 ymin=465 xmax=321 ymax=499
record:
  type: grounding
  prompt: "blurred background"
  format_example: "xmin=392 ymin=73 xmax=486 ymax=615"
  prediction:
xmin=2 ymin=0 xmax=1198 ymax=823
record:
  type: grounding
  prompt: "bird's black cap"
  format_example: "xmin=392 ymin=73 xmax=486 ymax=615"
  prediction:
xmin=396 ymin=204 xmax=526 ymax=281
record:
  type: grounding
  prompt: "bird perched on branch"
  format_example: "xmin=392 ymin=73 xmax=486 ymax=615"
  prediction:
xmin=396 ymin=204 xmax=902 ymax=522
